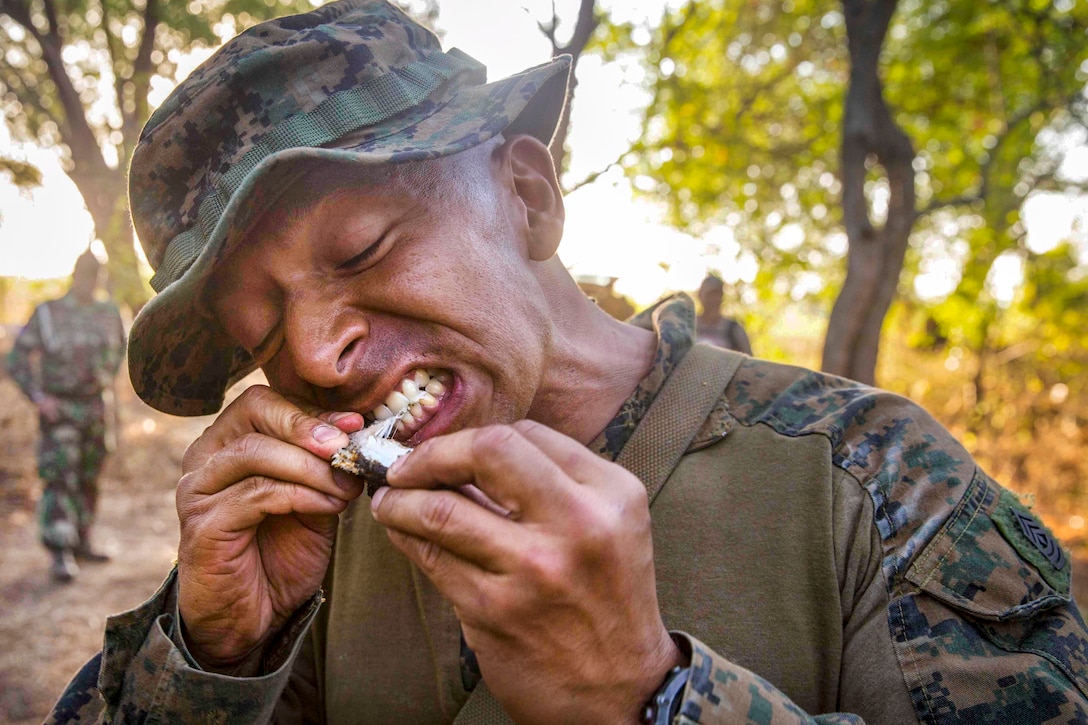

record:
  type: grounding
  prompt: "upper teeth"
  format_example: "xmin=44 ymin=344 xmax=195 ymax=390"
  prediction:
xmin=374 ymin=369 xmax=449 ymax=422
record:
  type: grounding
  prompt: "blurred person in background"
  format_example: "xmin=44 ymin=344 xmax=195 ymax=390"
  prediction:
xmin=695 ymin=273 xmax=752 ymax=355
xmin=5 ymin=248 xmax=127 ymax=582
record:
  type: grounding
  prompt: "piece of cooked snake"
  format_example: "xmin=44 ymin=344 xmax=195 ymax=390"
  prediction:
xmin=330 ymin=414 xmax=411 ymax=497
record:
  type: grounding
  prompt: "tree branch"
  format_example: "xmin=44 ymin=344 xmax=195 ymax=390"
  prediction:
xmin=558 ymin=0 xmax=597 ymax=57
xmin=3 ymin=0 xmax=105 ymax=172
xmin=0 ymin=62 xmax=65 ymax=132
xmin=919 ymin=94 xmax=1070 ymax=218
xmin=125 ymin=0 xmax=159 ymax=154
xmin=660 ymin=1 xmax=699 ymax=53
xmin=99 ymin=0 xmax=128 ymax=139
xmin=537 ymin=0 xmax=560 ymax=54
xmin=562 ymin=148 xmax=630 ymax=194
xmin=42 ymin=0 xmax=59 ymax=36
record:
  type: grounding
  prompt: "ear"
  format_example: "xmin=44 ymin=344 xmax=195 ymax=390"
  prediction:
xmin=501 ymin=134 xmax=565 ymax=261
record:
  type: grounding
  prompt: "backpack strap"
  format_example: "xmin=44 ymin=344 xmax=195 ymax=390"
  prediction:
xmin=453 ymin=344 xmax=744 ymax=724
xmin=617 ymin=343 xmax=744 ymax=503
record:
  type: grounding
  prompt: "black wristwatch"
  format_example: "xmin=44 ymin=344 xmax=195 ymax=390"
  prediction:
xmin=640 ymin=665 xmax=691 ymax=725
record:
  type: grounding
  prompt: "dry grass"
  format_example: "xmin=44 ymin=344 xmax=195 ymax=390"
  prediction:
xmin=875 ymin=341 xmax=1088 ymax=559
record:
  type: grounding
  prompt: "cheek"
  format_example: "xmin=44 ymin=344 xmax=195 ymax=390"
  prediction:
xmin=259 ymin=355 xmax=307 ymax=399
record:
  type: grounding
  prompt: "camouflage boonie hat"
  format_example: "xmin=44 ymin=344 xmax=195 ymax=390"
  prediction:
xmin=127 ymin=0 xmax=571 ymax=416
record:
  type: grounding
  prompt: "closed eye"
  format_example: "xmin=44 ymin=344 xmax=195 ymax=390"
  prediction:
xmin=248 ymin=325 xmax=284 ymax=366
xmin=336 ymin=230 xmax=390 ymax=271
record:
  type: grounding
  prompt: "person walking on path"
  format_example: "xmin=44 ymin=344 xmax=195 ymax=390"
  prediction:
xmin=6 ymin=249 xmax=127 ymax=581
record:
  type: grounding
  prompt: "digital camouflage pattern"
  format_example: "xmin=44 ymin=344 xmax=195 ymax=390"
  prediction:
xmin=6 ymin=294 xmax=125 ymax=551
xmin=589 ymin=295 xmax=732 ymax=461
xmin=36 ymin=399 xmax=109 ymax=550
xmin=7 ymin=295 xmax=125 ymax=399
xmin=44 ymin=294 xmax=1087 ymax=723
xmin=124 ymin=0 xmax=570 ymax=417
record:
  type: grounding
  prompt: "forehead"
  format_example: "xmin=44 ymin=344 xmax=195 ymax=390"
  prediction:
xmin=268 ymin=149 xmax=488 ymax=224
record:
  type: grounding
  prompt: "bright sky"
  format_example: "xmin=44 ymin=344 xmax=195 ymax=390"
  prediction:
xmin=1 ymin=0 xmax=1086 ymax=310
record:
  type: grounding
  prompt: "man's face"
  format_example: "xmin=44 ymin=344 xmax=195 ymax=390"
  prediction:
xmin=698 ymin=282 xmax=723 ymax=313
xmin=71 ymin=260 xmax=101 ymax=302
xmin=208 ymin=148 xmax=554 ymax=445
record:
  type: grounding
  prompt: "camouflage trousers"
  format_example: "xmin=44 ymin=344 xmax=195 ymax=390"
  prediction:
xmin=37 ymin=397 xmax=108 ymax=552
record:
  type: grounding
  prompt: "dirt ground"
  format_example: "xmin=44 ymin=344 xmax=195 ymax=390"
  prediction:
xmin=0 ymin=363 xmax=216 ymax=725
xmin=1 ymin=354 xmax=1085 ymax=724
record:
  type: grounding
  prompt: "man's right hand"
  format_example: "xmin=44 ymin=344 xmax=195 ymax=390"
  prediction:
xmin=174 ymin=385 xmax=365 ymax=672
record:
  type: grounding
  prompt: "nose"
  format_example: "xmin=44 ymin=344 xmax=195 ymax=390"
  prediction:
xmin=282 ymin=289 xmax=368 ymax=389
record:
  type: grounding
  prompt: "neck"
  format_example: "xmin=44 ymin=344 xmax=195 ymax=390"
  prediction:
xmin=526 ymin=260 xmax=657 ymax=445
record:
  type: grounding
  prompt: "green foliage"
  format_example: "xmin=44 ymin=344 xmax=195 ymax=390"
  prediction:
xmin=0 ymin=0 xmax=316 ymax=310
xmin=892 ymin=0 xmax=1088 ymax=333
xmin=602 ymin=0 xmax=1088 ymax=343
xmin=0 ymin=0 xmax=316 ymax=168
xmin=0 ymin=154 xmax=42 ymax=188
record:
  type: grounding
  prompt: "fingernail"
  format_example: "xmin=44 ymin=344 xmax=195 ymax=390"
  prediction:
xmin=329 ymin=411 xmax=356 ymax=424
xmin=370 ymin=486 xmax=387 ymax=513
xmin=332 ymin=470 xmax=360 ymax=493
xmin=313 ymin=424 xmax=341 ymax=443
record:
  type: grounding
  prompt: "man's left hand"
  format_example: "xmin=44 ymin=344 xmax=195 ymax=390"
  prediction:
xmin=371 ymin=419 xmax=684 ymax=725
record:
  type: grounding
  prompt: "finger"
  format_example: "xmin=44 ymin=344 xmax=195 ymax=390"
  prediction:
xmin=383 ymin=527 xmax=497 ymax=612
xmin=370 ymin=486 xmax=519 ymax=571
xmin=285 ymin=396 xmax=366 ymax=434
xmin=387 ymin=425 xmax=573 ymax=515
xmin=180 ymin=432 xmax=364 ymax=501
xmin=318 ymin=410 xmax=366 ymax=433
xmin=510 ymin=419 xmax=624 ymax=487
xmin=183 ymin=475 xmax=350 ymax=534
xmin=183 ymin=385 xmax=350 ymax=470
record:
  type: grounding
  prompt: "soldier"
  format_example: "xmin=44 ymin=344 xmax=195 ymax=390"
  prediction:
xmin=6 ymin=249 xmax=127 ymax=582
xmin=47 ymin=2 xmax=1086 ymax=723
xmin=694 ymin=274 xmax=752 ymax=355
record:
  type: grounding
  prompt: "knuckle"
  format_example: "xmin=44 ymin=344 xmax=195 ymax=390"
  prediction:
xmin=233 ymin=432 xmax=268 ymax=466
xmin=240 ymin=474 xmax=278 ymax=501
xmin=620 ymin=470 xmax=649 ymax=503
xmin=181 ymin=429 xmax=212 ymax=471
xmin=415 ymin=538 xmax=445 ymax=574
xmin=238 ymin=384 xmax=273 ymax=407
xmin=175 ymin=475 xmax=201 ymax=519
xmin=470 ymin=425 xmax=517 ymax=461
xmin=284 ymin=407 xmax=313 ymax=438
xmin=511 ymin=418 xmax=543 ymax=436
xmin=421 ymin=495 xmax=459 ymax=541
xmin=520 ymin=544 xmax=566 ymax=593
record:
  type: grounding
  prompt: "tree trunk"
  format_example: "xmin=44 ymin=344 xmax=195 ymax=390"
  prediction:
xmin=538 ymin=0 xmax=598 ymax=177
xmin=821 ymin=0 xmax=916 ymax=385
xmin=71 ymin=167 xmax=146 ymax=313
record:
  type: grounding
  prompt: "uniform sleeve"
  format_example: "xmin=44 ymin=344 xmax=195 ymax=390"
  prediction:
xmin=666 ymin=467 xmax=1088 ymax=724
xmin=670 ymin=633 xmax=864 ymax=724
xmin=43 ymin=568 xmax=325 ymax=724
xmin=5 ymin=305 xmax=44 ymax=401
xmin=717 ymin=362 xmax=1088 ymax=724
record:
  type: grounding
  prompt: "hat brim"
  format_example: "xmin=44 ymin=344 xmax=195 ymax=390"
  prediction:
xmin=129 ymin=55 xmax=571 ymax=416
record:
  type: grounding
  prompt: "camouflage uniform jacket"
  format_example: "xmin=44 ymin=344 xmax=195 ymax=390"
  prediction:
xmin=6 ymin=293 xmax=126 ymax=402
xmin=47 ymin=295 xmax=1087 ymax=724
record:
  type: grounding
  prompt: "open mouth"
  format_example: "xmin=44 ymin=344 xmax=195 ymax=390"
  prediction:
xmin=366 ymin=368 xmax=451 ymax=440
